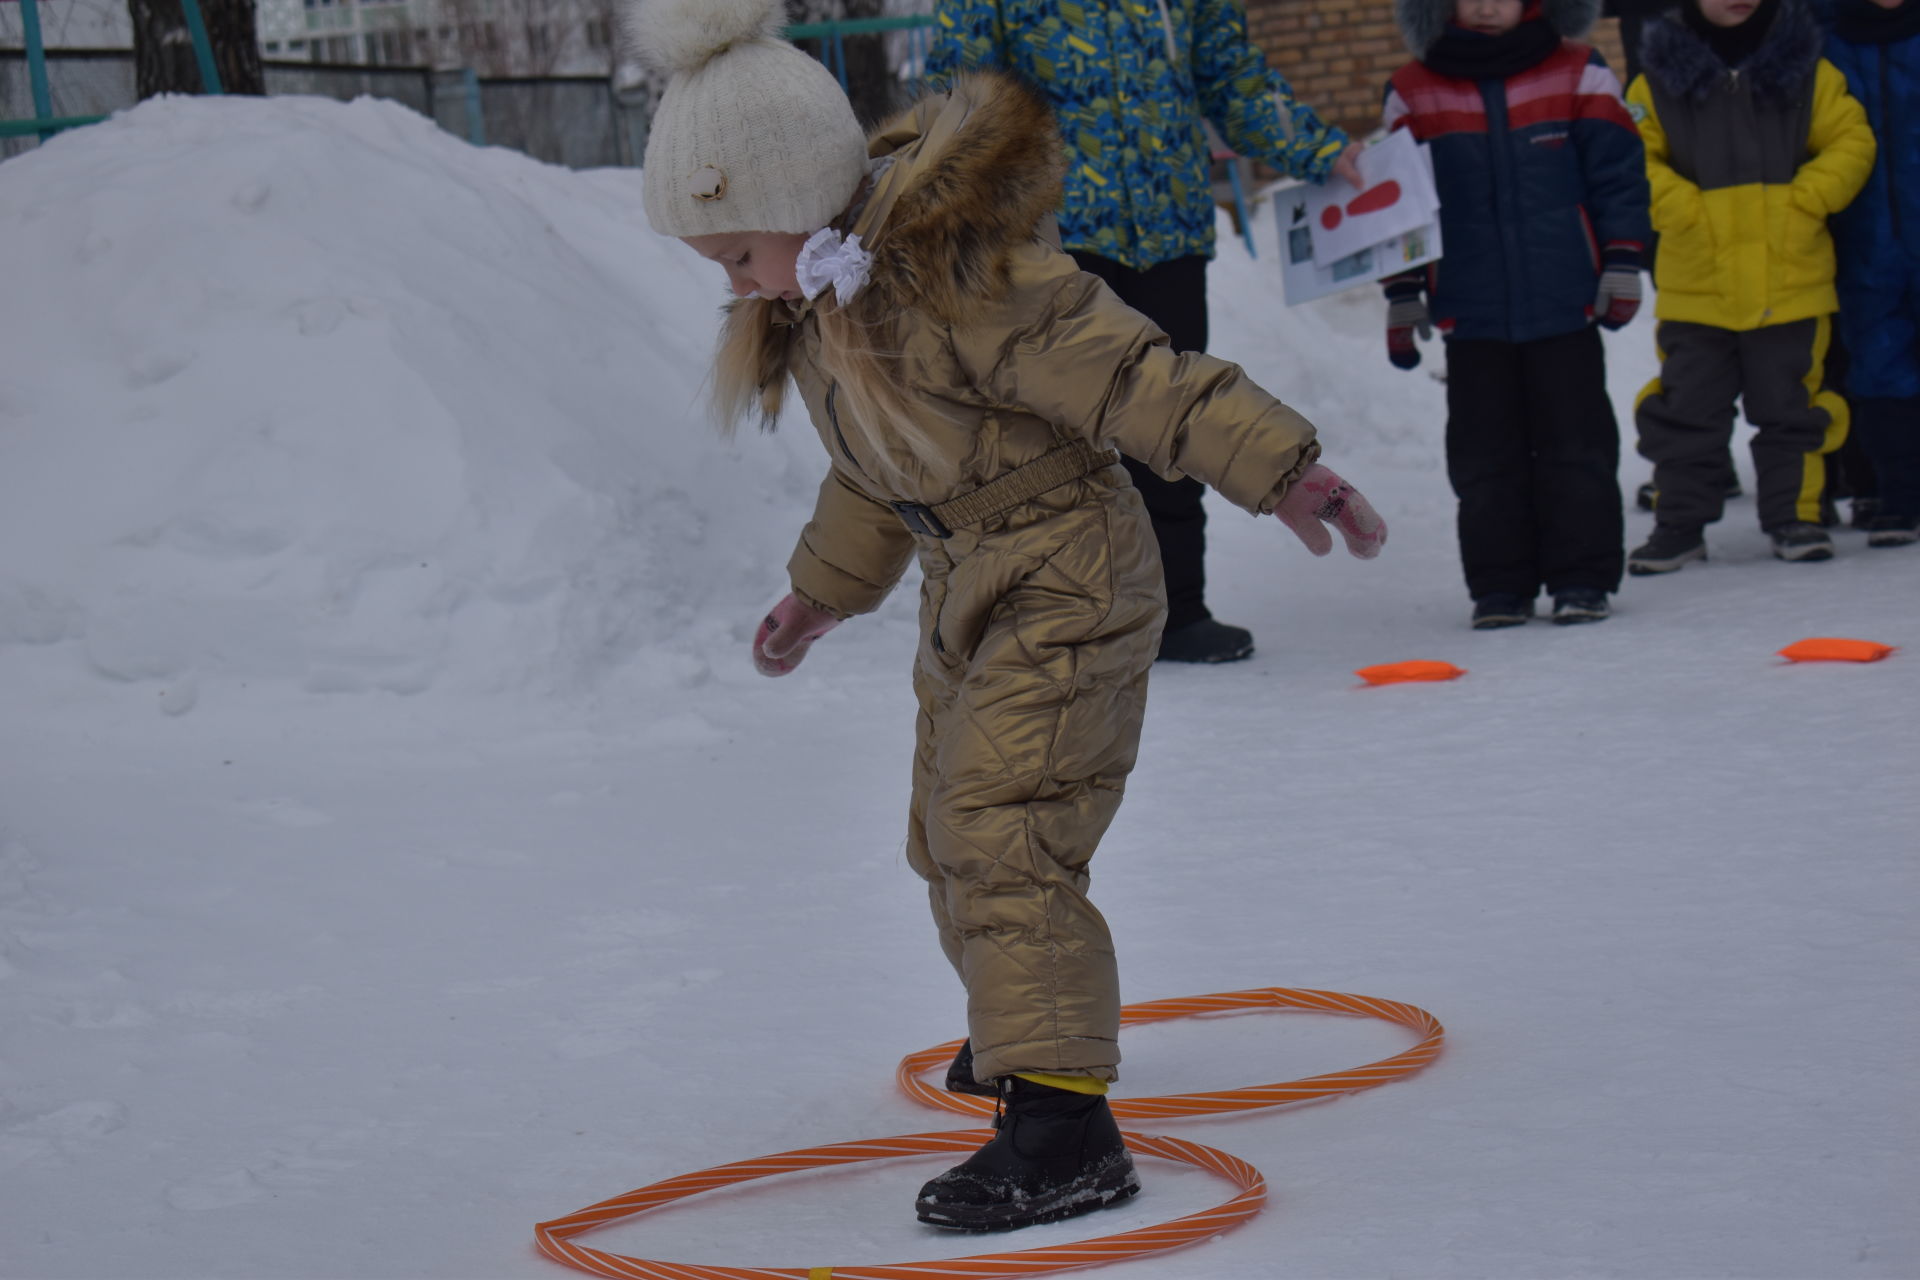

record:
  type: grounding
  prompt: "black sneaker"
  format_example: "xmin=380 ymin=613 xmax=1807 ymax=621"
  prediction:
xmin=1470 ymin=594 xmax=1534 ymax=630
xmin=1551 ymin=589 xmax=1611 ymax=625
xmin=1851 ymin=496 xmax=1881 ymax=530
xmin=944 ymin=1039 xmax=997 ymax=1098
xmin=1628 ymin=525 xmax=1706 ymax=575
xmin=1768 ymin=522 xmax=1834 ymax=562
xmin=915 ymin=1075 xmax=1140 ymax=1231
xmin=1157 ymin=617 xmax=1253 ymax=663
xmin=1866 ymin=513 xmax=1919 ymax=548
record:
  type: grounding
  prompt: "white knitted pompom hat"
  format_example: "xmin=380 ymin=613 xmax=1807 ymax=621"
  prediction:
xmin=627 ymin=0 xmax=871 ymax=238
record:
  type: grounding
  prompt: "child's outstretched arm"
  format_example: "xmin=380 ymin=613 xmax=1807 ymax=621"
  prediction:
xmin=1791 ymin=61 xmax=1876 ymax=219
xmin=1192 ymin=0 xmax=1355 ymax=185
xmin=953 ymin=255 xmax=1385 ymax=557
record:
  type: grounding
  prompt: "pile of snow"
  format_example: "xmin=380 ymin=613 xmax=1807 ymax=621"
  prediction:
xmin=0 ymin=94 xmax=826 ymax=708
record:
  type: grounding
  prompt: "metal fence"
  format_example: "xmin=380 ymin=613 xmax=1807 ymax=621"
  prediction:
xmin=0 ymin=48 xmax=128 ymax=156
xmin=2 ymin=16 xmax=924 ymax=167
xmin=0 ymin=49 xmax=647 ymax=166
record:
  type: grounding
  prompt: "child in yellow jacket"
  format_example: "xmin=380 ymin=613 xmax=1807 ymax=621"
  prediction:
xmin=1625 ymin=0 xmax=1875 ymax=570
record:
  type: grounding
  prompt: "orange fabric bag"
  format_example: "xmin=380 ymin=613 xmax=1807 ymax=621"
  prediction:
xmin=1355 ymin=660 xmax=1467 ymax=685
xmin=1777 ymin=638 xmax=1896 ymax=663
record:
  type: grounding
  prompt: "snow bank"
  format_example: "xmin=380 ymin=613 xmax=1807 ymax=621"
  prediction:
xmin=0 ymin=95 xmax=824 ymax=705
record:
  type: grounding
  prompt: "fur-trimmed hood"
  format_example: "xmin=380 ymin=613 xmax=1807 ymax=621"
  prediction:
xmin=849 ymin=71 xmax=1066 ymax=327
xmin=1640 ymin=0 xmax=1823 ymax=105
xmin=1395 ymin=0 xmax=1600 ymax=56
xmin=712 ymin=71 xmax=1065 ymax=430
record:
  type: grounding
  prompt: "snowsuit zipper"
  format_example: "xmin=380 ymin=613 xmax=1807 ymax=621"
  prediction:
xmin=1882 ymin=45 xmax=1902 ymax=243
xmin=1479 ymin=77 xmax=1531 ymax=334
xmin=826 ymin=383 xmax=869 ymax=479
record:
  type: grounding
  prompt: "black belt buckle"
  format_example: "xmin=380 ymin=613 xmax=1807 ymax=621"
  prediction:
xmin=892 ymin=501 xmax=952 ymax=539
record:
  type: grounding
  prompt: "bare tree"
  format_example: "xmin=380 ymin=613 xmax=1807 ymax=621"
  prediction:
xmin=785 ymin=0 xmax=900 ymax=127
xmin=415 ymin=0 xmax=615 ymax=77
xmin=129 ymin=0 xmax=264 ymax=97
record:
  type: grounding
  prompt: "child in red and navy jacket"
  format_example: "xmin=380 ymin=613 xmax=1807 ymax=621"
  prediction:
xmin=1381 ymin=0 xmax=1651 ymax=628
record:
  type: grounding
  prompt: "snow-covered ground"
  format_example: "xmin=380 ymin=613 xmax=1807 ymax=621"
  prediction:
xmin=1 ymin=96 xmax=1915 ymax=1280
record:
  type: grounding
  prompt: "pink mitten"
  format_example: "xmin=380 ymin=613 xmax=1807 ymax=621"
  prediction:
xmin=752 ymin=593 xmax=843 ymax=677
xmin=1275 ymin=463 xmax=1388 ymax=559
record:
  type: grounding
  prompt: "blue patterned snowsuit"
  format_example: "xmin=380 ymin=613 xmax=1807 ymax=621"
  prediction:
xmin=925 ymin=0 xmax=1350 ymax=271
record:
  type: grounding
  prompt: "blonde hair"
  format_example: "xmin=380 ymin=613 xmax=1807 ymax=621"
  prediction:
xmin=709 ymin=284 xmax=953 ymax=491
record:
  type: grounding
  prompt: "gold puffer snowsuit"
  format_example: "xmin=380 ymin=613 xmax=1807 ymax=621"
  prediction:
xmin=720 ymin=73 xmax=1320 ymax=1082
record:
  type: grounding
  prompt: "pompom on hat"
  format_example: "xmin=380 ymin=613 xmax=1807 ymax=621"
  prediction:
xmin=626 ymin=0 xmax=871 ymax=238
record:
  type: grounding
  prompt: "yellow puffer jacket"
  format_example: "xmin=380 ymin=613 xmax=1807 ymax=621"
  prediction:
xmin=716 ymin=73 xmax=1320 ymax=1082
xmin=1628 ymin=7 xmax=1875 ymax=331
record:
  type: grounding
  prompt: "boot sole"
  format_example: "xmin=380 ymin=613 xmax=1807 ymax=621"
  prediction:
xmin=915 ymin=1161 xmax=1141 ymax=1232
xmin=1156 ymin=642 xmax=1254 ymax=664
xmin=1627 ymin=545 xmax=1706 ymax=575
xmin=1772 ymin=544 xmax=1833 ymax=562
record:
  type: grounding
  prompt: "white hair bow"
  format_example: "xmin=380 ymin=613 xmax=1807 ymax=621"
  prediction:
xmin=794 ymin=227 xmax=872 ymax=306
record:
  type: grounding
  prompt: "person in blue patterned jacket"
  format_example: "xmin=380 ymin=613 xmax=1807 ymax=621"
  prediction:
xmin=926 ymin=0 xmax=1362 ymax=664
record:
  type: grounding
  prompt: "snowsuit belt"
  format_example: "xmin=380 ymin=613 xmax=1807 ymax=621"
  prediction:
xmin=892 ymin=440 xmax=1118 ymax=538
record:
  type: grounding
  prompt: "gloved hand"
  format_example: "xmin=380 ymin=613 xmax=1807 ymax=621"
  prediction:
xmin=751 ymin=592 xmax=843 ymax=677
xmin=1592 ymin=247 xmax=1642 ymax=330
xmin=1383 ymin=273 xmax=1430 ymax=370
xmin=1276 ymin=463 xmax=1388 ymax=559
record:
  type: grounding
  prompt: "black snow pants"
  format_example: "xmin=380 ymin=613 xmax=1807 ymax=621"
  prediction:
xmin=1071 ymin=252 xmax=1216 ymax=631
xmin=1443 ymin=326 xmax=1626 ymax=600
xmin=1634 ymin=317 xmax=1849 ymax=531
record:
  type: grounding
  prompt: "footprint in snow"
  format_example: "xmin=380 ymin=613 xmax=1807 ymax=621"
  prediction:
xmin=167 ymin=1117 xmax=423 ymax=1210
xmin=234 ymin=797 xmax=334 ymax=828
xmin=0 ymin=1100 xmax=128 ymax=1172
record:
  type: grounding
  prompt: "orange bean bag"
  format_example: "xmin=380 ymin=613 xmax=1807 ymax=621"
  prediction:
xmin=1777 ymin=637 xmax=1896 ymax=663
xmin=1355 ymin=660 xmax=1467 ymax=685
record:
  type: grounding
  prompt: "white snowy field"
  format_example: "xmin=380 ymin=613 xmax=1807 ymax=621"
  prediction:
xmin=1 ymin=95 xmax=1916 ymax=1280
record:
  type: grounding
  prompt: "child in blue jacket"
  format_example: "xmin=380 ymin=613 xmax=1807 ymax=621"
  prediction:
xmin=1826 ymin=0 xmax=1920 ymax=545
xmin=1382 ymin=0 xmax=1652 ymax=627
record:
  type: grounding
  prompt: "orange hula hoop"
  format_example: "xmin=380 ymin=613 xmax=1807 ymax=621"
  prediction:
xmin=534 ymin=1128 xmax=1266 ymax=1280
xmin=534 ymin=986 xmax=1443 ymax=1279
xmin=898 ymin=986 xmax=1446 ymax=1120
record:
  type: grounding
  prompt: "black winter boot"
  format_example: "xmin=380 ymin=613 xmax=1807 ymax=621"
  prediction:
xmin=915 ymin=1076 xmax=1140 ymax=1231
xmin=1156 ymin=617 xmax=1254 ymax=663
xmin=943 ymin=1039 xmax=998 ymax=1098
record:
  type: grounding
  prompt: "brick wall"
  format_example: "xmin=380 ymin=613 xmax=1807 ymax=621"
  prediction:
xmin=1244 ymin=0 xmax=1627 ymax=138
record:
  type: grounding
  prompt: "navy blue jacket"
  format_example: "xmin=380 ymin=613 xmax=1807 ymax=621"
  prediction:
xmin=1824 ymin=8 xmax=1920 ymax=398
xmin=1384 ymin=40 xmax=1651 ymax=342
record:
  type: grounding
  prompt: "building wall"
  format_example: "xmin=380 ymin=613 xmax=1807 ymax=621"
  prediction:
xmin=1244 ymin=0 xmax=1627 ymax=138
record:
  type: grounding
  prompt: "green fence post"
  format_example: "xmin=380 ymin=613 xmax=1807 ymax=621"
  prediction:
xmin=178 ymin=0 xmax=225 ymax=94
xmin=18 ymin=0 xmax=57 ymax=141
xmin=462 ymin=67 xmax=484 ymax=146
